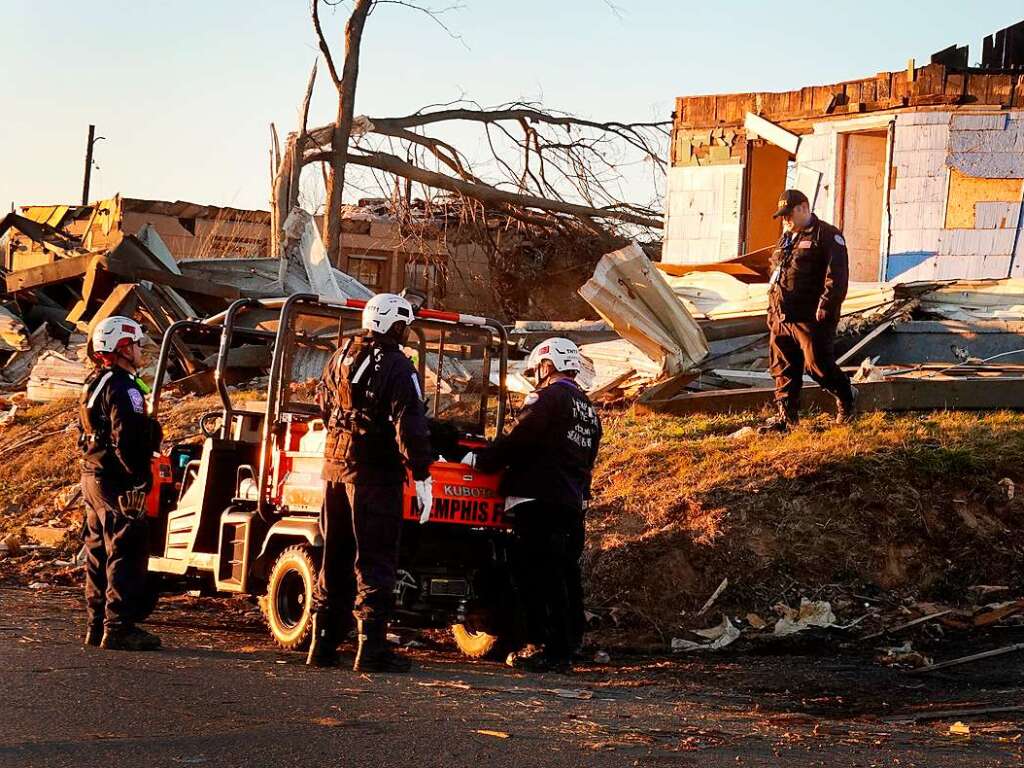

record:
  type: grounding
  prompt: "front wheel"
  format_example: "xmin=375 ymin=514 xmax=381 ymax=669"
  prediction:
xmin=451 ymin=623 xmax=502 ymax=659
xmin=262 ymin=545 xmax=316 ymax=651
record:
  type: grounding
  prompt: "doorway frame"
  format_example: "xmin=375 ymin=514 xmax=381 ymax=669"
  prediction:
xmin=823 ymin=113 xmax=896 ymax=282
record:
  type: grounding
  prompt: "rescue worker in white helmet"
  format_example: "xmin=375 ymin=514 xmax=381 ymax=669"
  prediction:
xmin=463 ymin=337 xmax=602 ymax=673
xmin=308 ymin=293 xmax=433 ymax=672
xmin=78 ymin=316 xmax=163 ymax=651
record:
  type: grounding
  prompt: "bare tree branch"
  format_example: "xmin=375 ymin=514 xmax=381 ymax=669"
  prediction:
xmin=311 ymin=0 xmax=343 ymax=90
xmin=307 ymin=146 xmax=663 ymax=229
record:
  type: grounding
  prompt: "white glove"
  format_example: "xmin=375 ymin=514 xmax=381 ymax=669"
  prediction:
xmin=415 ymin=477 xmax=433 ymax=524
xmin=461 ymin=452 xmax=477 ymax=468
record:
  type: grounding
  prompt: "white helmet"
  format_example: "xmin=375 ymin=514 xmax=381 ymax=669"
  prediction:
xmin=362 ymin=293 xmax=414 ymax=335
xmin=91 ymin=316 xmax=146 ymax=355
xmin=525 ymin=337 xmax=581 ymax=379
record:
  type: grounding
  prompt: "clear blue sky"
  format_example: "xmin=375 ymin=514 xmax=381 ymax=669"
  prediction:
xmin=0 ymin=1 xmax=1016 ymax=213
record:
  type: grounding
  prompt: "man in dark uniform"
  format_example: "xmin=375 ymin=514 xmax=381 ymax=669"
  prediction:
xmin=79 ymin=316 xmax=162 ymax=651
xmin=307 ymin=292 xmax=433 ymax=673
xmin=464 ymin=337 xmax=602 ymax=673
xmin=761 ymin=189 xmax=858 ymax=432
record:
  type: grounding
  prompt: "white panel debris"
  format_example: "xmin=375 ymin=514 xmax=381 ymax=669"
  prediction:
xmin=281 ymin=208 xmax=347 ymax=301
xmin=663 ymin=165 xmax=744 ymax=265
xmin=579 ymin=243 xmax=709 ymax=377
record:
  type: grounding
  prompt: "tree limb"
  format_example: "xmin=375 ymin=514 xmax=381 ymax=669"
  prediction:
xmin=307 ymin=147 xmax=663 ymax=229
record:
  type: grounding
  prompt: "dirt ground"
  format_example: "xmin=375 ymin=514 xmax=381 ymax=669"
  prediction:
xmin=2 ymin=585 xmax=1022 ymax=768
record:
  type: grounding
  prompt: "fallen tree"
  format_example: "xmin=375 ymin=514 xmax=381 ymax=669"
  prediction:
xmin=273 ymin=1 xmax=670 ymax=276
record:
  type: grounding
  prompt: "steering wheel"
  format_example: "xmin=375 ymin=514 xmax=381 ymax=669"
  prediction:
xmin=199 ymin=411 xmax=223 ymax=438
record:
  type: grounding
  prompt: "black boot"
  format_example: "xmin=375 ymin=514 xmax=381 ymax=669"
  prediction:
xmin=306 ymin=611 xmax=340 ymax=667
xmin=511 ymin=650 xmax=573 ymax=675
xmin=353 ymin=619 xmax=410 ymax=673
xmin=757 ymin=403 xmax=798 ymax=434
xmin=84 ymin=623 xmax=103 ymax=648
xmin=835 ymin=385 xmax=859 ymax=424
xmin=100 ymin=625 xmax=161 ymax=651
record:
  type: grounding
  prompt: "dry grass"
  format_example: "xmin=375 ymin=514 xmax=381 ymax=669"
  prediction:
xmin=3 ymin=393 xmax=1024 ymax=635
xmin=587 ymin=408 xmax=1024 ymax=632
xmin=0 ymin=393 xmax=238 ymax=536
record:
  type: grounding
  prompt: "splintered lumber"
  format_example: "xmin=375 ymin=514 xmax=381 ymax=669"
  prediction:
xmin=3 ymin=253 xmax=98 ymax=292
xmin=861 ymin=610 xmax=953 ymax=641
xmin=0 ymin=324 xmax=64 ymax=386
xmin=909 ymin=642 xmax=1024 ymax=674
xmin=27 ymin=349 xmax=89 ymax=402
xmin=0 ymin=306 xmax=30 ymax=351
xmin=639 ymin=376 xmax=1024 ymax=416
xmin=836 ymin=319 xmax=897 ymax=365
xmin=133 ymin=284 xmax=202 ymax=374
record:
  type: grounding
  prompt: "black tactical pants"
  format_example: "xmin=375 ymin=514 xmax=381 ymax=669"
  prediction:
xmin=82 ymin=473 xmax=150 ymax=632
xmin=567 ymin=511 xmax=586 ymax=650
xmin=769 ymin=320 xmax=854 ymax=414
xmin=512 ymin=501 xmax=579 ymax=662
xmin=313 ymin=481 xmax=403 ymax=623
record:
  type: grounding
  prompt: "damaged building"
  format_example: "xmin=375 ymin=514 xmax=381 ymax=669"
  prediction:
xmin=664 ymin=20 xmax=1024 ymax=283
xmin=3 ymin=195 xmax=524 ymax=318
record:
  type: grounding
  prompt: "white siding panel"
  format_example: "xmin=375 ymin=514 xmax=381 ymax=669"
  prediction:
xmin=797 ymin=134 xmax=830 ymax=163
xmin=896 ymin=111 xmax=952 ymax=127
xmin=891 ymin=201 xmax=945 ymax=231
xmin=933 ymin=253 xmax=1012 ymax=279
xmin=894 ymin=125 xmax=949 ymax=152
xmin=975 ymin=202 xmax=1022 ymax=229
xmin=663 ymin=165 xmax=744 ymax=265
xmin=890 ymin=229 xmax=925 ymax=253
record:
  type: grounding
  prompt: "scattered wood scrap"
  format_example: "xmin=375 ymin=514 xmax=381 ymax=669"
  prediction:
xmin=909 ymin=642 xmax=1024 ymax=674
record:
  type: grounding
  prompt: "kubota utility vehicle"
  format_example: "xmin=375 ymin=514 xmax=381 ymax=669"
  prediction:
xmin=145 ymin=294 xmax=517 ymax=658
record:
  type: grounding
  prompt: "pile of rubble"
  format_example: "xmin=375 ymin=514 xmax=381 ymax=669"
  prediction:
xmin=561 ymin=243 xmax=1024 ymax=415
xmin=0 ymin=206 xmax=371 ymax=401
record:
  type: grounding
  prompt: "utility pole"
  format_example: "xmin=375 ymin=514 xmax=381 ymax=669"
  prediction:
xmin=82 ymin=125 xmax=105 ymax=205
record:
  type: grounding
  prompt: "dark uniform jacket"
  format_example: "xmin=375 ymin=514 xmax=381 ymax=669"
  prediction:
xmin=475 ymin=378 xmax=602 ymax=512
xmin=79 ymin=366 xmax=161 ymax=490
xmin=768 ymin=214 xmax=849 ymax=324
xmin=317 ymin=332 xmax=432 ymax=485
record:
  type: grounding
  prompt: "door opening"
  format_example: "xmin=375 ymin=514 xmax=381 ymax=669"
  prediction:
xmin=839 ymin=130 xmax=888 ymax=281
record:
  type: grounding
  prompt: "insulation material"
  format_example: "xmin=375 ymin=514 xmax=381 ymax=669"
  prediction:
xmin=281 ymin=208 xmax=346 ymax=301
xmin=944 ymin=169 xmax=1023 ymax=228
xmin=947 ymin=114 xmax=1024 ymax=179
xmin=579 ymin=244 xmax=709 ymax=377
xmin=663 ymin=165 xmax=743 ymax=265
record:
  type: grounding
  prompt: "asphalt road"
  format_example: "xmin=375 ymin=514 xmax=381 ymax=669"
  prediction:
xmin=1 ymin=586 xmax=1022 ymax=768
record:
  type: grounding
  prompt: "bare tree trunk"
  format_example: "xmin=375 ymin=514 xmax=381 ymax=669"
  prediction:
xmin=317 ymin=0 xmax=373 ymax=267
xmin=289 ymin=62 xmax=318 ymax=215
xmin=269 ymin=123 xmax=284 ymax=258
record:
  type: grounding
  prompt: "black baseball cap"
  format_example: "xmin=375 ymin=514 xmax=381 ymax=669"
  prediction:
xmin=772 ymin=189 xmax=809 ymax=218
